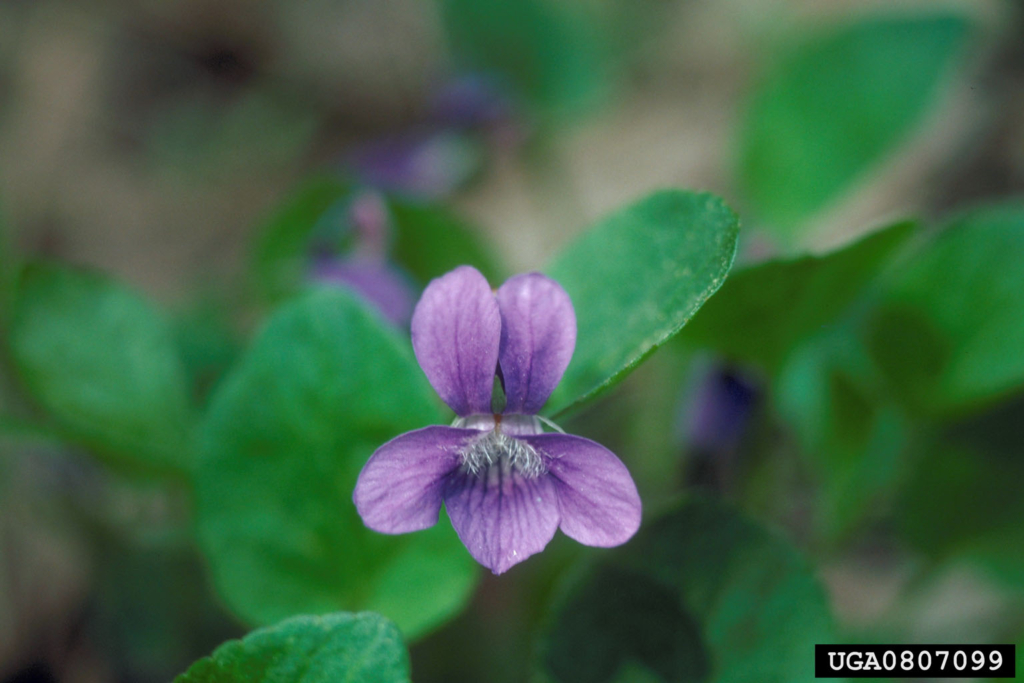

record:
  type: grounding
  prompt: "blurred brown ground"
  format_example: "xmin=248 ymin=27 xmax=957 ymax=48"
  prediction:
xmin=4 ymin=0 xmax=1016 ymax=300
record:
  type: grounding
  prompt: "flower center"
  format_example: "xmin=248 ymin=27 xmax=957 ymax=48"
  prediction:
xmin=453 ymin=414 xmax=545 ymax=479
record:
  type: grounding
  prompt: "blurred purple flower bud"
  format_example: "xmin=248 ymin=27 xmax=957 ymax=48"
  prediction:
xmin=310 ymin=255 xmax=416 ymax=328
xmin=348 ymin=130 xmax=482 ymax=200
xmin=307 ymin=189 xmax=414 ymax=327
xmin=680 ymin=366 xmax=759 ymax=455
xmin=430 ymin=75 xmax=532 ymax=152
xmin=430 ymin=74 xmax=514 ymax=129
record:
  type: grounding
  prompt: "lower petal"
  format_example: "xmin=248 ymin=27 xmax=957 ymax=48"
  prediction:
xmin=521 ymin=433 xmax=642 ymax=547
xmin=353 ymin=426 xmax=471 ymax=534
xmin=444 ymin=465 xmax=559 ymax=574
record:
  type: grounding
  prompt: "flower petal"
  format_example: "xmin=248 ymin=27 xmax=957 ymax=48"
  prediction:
xmin=411 ymin=266 xmax=501 ymax=416
xmin=353 ymin=426 xmax=471 ymax=533
xmin=521 ymin=433 xmax=641 ymax=547
xmin=444 ymin=465 xmax=559 ymax=574
xmin=496 ymin=273 xmax=576 ymax=414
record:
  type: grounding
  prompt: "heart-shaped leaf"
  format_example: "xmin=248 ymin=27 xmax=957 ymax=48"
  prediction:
xmin=546 ymin=190 xmax=740 ymax=415
xmin=8 ymin=262 xmax=194 ymax=473
xmin=739 ymin=14 xmax=971 ymax=237
xmin=195 ymin=288 xmax=477 ymax=638
xmin=175 ymin=612 xmax=410 ymax=683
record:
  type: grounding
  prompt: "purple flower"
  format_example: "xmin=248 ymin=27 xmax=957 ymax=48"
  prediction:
xmin=429 ymin=75 xmax=515 ymax=130
xmin=680 ymin=365 xmax=758 ymax=455
xmin=348 ymin=130 xmax=482 ymax=200
xmin=430 ymin=74 xmax=531 ymax=152
xmin=353 ymin=266 xmax=642 ymax=574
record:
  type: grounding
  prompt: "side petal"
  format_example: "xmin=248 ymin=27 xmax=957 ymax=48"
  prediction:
xmin=444 ymin=466 xmax=559 ymax=574
xmin=411 ymin=266 xmax=500 ymax=416
xmin=521 ymin=433 xmax=641 ymax=547
xmin=353 ymin=426 xmax=471 ymax=534
xmin=496 ymin=273 xmax=576 ymax=414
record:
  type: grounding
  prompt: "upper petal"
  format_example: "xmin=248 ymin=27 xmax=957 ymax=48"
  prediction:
xmin=520 ymin=433 xmax=641 ymax=547
xmin=444 ymin=464 xmax=559 ymax=574
xmin=353 ymin=426 xmax=471 ymax=533
xmin=496 ymin=273 xmax=576 ymax=414
xmin=411 ymin=266 xmax=501 ymax=416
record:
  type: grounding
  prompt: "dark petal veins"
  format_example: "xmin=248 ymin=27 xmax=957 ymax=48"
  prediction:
xmin=444 ymin=463 xmax=559 ymax=574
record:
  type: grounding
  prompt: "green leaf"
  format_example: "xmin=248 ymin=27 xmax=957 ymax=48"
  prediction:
xmin=196 ymin=289 xmax=477 ymax=637
xmin=739 ymin=14 xmax=970 ymax=236
xmin=8 ymin=262 xmax=194 ymax=473
xmin=438 ymin=0 xmax=610 ymax=115
xmin=251 ymin=178 xmax=500 ymax=303
xmin=866 ymin=202 xmax=1024 ymax=413
xmin=388 ymin=198 xmax=502 ymax=284
xmin=682 ymin=220 xmax=914 ymax=373
xmin=898 ymin=398 xmax=1024 ymax=588
xmin=899 ymin=442 xmax=1024 ymax=589
xmin=252 ymin=177 xmax=351 ymax=302
xmin=175 ymin=612 xmax=410 ymax=683
xmin=776 ymin=329 xmax=909 ymax=539
xmin=539 ymin=497 xmax=835 ymax=683
xmin=542 ymin=564 xmax=709 ymax=683
xmin=172 ymin=297 xmax=242 ymax=406
xmin=546 ymin=191 xmax=740 ymax=415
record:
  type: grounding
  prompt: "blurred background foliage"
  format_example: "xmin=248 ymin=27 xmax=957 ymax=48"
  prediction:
xmin=1 ymin=0 xmax=1024 ymax=681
